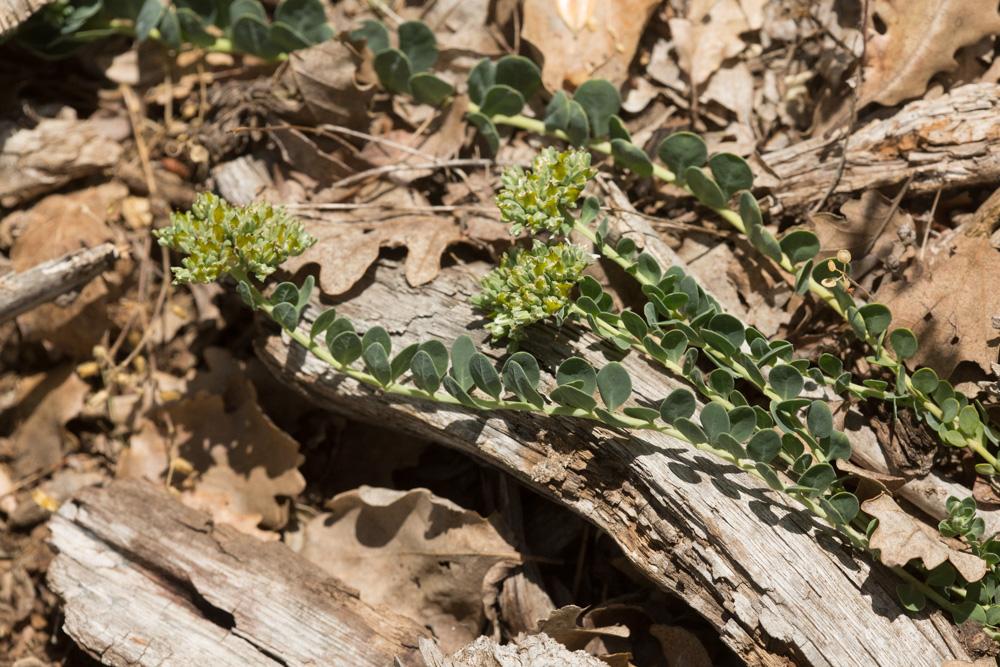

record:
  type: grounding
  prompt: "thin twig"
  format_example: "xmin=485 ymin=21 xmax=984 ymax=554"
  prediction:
xmin=328 ymin=158 xmax=496 ymax=190
xmin=920 ymin=188 xmax=943 ymax=263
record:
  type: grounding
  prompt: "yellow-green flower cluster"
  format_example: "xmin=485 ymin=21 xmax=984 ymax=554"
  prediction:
xmin=155 ymin=193 xmax=315 ymax=284
xmin=473 ymin=241 xmax=590 ymax=341
xmin=497 ymin=147 xmax=594 ymax=237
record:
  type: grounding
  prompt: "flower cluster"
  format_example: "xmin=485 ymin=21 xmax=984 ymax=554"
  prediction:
xmin=473 ymin=241 xmax=590 ymax=341
xmin=155 ymin=193 xmax=315 ymax=284
xmin=497 ymin=147 xmax=594 ymax=236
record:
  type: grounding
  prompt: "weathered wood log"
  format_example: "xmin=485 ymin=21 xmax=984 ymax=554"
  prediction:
xmin=0 ymin=242 xmax=118 ymax=323
xmin=0 ymin=0 xmax=49 ymax=35
xmin=257 ymin=257 xmax=973 ymax=667
xmin=759 ymin=83 xmax=1000 ymax=213
xmin=47 ymin=480 xmax=428 ymax=666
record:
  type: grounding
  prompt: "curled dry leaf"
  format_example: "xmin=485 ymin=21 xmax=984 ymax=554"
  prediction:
xmin=292 ymin=486 xmax=521 ymax=652
xmin=876 ymin=235 xmax=1000 ymax=377
xmin=862 ymin=493 xmax=987 ymax=583
xmin=810 ymin=191 xmax=911 ymax=277
xmin=283 ymin=214 xmax=465 ymax=297
xmin=536 ymin=604 xmax=630 ymax=652
xmin=5 ymin=182 xmax=131 ymax=357
xmin=521 ymin=0 xmax=660 ymax=90
xmin=289 ymin=40 xmax=372 ymax=129
xmin=668 ymin=0 xmax=751 ymax=88
xmin=860 ymin=0 xmax=1000 ymax=107
xmin=418 ymin=0 xmax=503 ymax=55
xmin=0 ymin=113 xmax=129 ymax=207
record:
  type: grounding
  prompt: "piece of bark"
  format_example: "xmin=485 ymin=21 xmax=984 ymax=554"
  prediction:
xmin=0 ymin=0 xmax=49 ymax=35
xmin=0 ymin=242 xmax=118 ymax=324
xmin=47 ymin=480 xmax=427 ymax=666
xmin=419 ymin=633 xmax=606 ymax=667
xmin=759 ymin=83 xmax=1000 ymax=213
xmin=258 ymin=258 xmax=972 ymax=666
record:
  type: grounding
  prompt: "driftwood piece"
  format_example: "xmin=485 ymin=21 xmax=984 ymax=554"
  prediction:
xmin=258 ymin=257 xmax=972 ymax=667
xmin=0 ymin=242 xmax=118 ymax=323
xmin=48 ymin=480 xmax=428 ymax=666
xmin=759 ymin=83 xmax=1000 ymax=212
xmin=0 ymin=0 xmax=49 ymax=34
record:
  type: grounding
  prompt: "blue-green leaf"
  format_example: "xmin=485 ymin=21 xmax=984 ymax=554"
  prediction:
xmin=397 ymin=20 xmax=437 ymax=72
xmin=572 ymin=79 xmax=620 ymax=137
xmin=596 ymin=362 xmax=631 ymax=410
xmin=684 ymin=167 xmax=726 ymax=209
xmin=657 ymin=132 xmax=707 ymax=182
xmin=495 ymin=55 xmax=542 ymax=99
xmin=708 ymin=152 xmax=753 ymax=198
xmin=374 ymin=49 xmax=412 ymax=94
xmin=480 ymin=84 xmax=525 ymax=117
xmin=350 ymin=19 xmax=389 ymax=53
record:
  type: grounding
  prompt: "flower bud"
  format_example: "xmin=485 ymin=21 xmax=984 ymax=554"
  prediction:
xmin=496 ymin=147 xmax=595 ymax=237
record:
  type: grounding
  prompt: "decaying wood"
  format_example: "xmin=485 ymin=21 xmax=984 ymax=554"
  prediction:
xmin=760 ymin=83 xmax=1000 ymax=212
xmin=0 ymin=0 xmax=49 ymax=34
xmin=419 ymin=634 xmax=606 ymax=667
xmin=48 ymin=480 xmax=428 ymax=666
xmin=258 ymin=257 xmax=972 ymax=667
xmin=0 ymin=242 xmax=118 ymax=323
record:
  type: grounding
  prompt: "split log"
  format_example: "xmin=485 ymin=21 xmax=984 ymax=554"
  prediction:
xmin=258 ymin=258 xmax=973 ymax=667
xmin=47 ymin=480 xmax=428 ymax=666
xmin=0 ymin=0 xmax=49 ymax=35
xmin=0 ymin=242 xmax=118 ymax=323
xmin=759 ymin=83 xmax=1000 ymax=212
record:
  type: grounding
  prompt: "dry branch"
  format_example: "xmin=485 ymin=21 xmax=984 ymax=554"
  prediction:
xmin=257 ymin=256 xmax=972 ymax=667
xmin=0 ymin=242 xmax=118 ymax=323
xmin=47 ymin=480 xmax=428 ymax=666
xmin=760 ymin=83 xmax=1000 ymax=212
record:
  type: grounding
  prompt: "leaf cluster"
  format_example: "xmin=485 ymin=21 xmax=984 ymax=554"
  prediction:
xmin=10 ymin=0 xmax=331 ymax=59
xmin=351 ymin=20 xmax=454 ymax=106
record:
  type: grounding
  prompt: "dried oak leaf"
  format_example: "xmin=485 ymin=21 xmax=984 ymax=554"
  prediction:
xmin=283 ymin=215 xmax=464 ymax=297
xmin=521 ymin=0 xmax=659 ymax=90
xmin=649 ymin=624 xmax=713 ymax=667
xmin=5 ymin=182 xmax=131 ymax=357
xmin=862 ymin=493 xmax=986 ymax=582
xmin=876 ymin=235 xmax=1000 ymax=377
xmin=810 ymin=191 xmax=910 ymax=264
xmin=0 ymin=113 xmax=129 ymax=207
xmin=1 ymin=367 xmax=88 ymax=477
xmin=118 ymin=349 xmax=304 ymax=533
xmin=289 ymin=40 xmax=371 ymax=128
xmin=293 ymin=486 xmax=521 ymax=652
xmin=860 ymin=0 xmax=1000 ymax=107
xmin=669 ymin=0 xmax=751 ymax=88
xmin=536 ymin=605 xmax=630 ymax=652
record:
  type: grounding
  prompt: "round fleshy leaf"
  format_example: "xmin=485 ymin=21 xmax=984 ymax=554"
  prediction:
xmin=769 ymin=364 xmax=804 ymax=400
xmin=389 ymin=343 xmax=420 ymax=382
xmin=739 ymin=191 xmax=762 ymax=231
xmin=350 ymin=19 xmax=389 ymax=53
xmin=858 ymin=303 xmax=893 ymax=336
xmin=959 ymin=405 xmax=981 ymax=436
xmin=565 ymin=100 xmax=590 ymax=146
xmin=700 ymin=402 xmax=730 ymax=444
xmin=269 ymin=22 xmax=310 ymax=51
xmin=410 ymin=349 xmax=442 ymax=393
xmin=634 ymin=252 xmax=662 ymax=285
xmin=556 ymin=357 xmax=597 ymax=394
xmin=806 ymin=400 xmax=833 ymax=439
xmin=796 ymin=463 xmax=836 ymax=494
xmin=495 ymin=55 xmax=542 ymax=99
xmin=824 ymin=430 xmax=852 ymax=460
xmin=309 ymin=309 xmax=338 ymax=340
xmin=397 ymin=20 xmax=437 ymax=72
xmin=419 ymin=339 xmax=449 ymax=378
xmin=374 ymin=48 xmax=412 ymax=94
xmin=708 ymin=369 xmax=735 ymax=396
xmin=544 ymin=90 xmax=570 ymax=132
xmin=467 ymin=112 xmax=500 ymax=155
xmin=410 ymin=73 xmax=454 ymax=106
xmin=361 ymin=326 xmax=391 ymax=355
xmin=274 ymin=0 xmax=329 ymax=43
xmin=708 ymin=152 xmax=753 ymax=198
xmin=608 ymin=115 xmax=630 ymax=141
xmin=329 ymin=331 xmax=363 ymax=365
xmin=889 ymin=328 xmax=918 ymax=360
xmin=911 ymin=367 xmax=939 ymax=395
xmin=657 ymin=132 xmax=707 ymax=181
xmin=468 ymin=58 xmax=496 ymax=105
xmin=480 ymin=84 xmax=525 ymax=117
xmin=746 ymin=430 xmax=781 ymax=463
xmin=549 ymin=385 xmax=597 ymax=411
xmin=362 ymin=342 xmax=392 ymax=385
xmin=505 ymin=351 xmax=540 ymax=388
xmin=896 ymin=583 xmax=926 ymax=613
xmin=728 ymin=406 xmax=757 ymax=442
xmin=271 ymin=302 xmax=298 ymax=330
xmin=779 ymin=229 xmax=821 ymax=264
xmin=232 ymin=15 xmax=280 ymax=59
xmin=572 ymin=79 xmax=620 ymax=137
xmin=707 ymin=313 xmax=745 ymax=351
xmin=684 ymin=167 xmax=726 ymax=209
xmin=597 ymin=362 xmax=631 ymax=411
xmin=822 ymin=492 xmax=860 ymax=524
xmin=611 ymin=139 xmax=653 ymax=177
xmin=136 ymin=0 xmax=166 ymax=40
xmin=659 ymin=388 xmax=696 ymax=424
xmin=469 ymin=353 xmax=502 ymax=399
xmin=158 ymin=7 xmax=183 ymax=49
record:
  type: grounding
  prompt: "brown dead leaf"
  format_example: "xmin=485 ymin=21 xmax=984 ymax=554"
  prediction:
xmin=0 ymin=113 xmax=129 ymax=207
xmin=6 ymin=183 xmax=131 ymax=357
xmin=536 ymin=605 xmax=630 ymax=652
xmin=810 ymin=191 xmax=911 ymax=279
xmin=117 ymin=350 xmax=304 ymax=532
xmin=289 ymin=40 xmax=372 ymax=128
xmin=293 ymin=486 xmax=520 ymax=652
xmin=649 ymin=624 xmax=713 ymax=667
xmin=1 ymin=367 xmax=88 ymax=478
xmin=521 ymin=0 xmax=660 ymax=90
xmin=860 ymin=1 xmax=1000 ymax=107
xmin=284 ymin=215 xmax=464 ymax=297
xmin=418 ymin=0 xmax=503 ymax=56
xmin=862 ymin=493 xmax=987 ymax=582
xmin=876 ymin=235 xmax=1000 ymax=377
xmin=669 ymin=0 xmax=751 ymax=88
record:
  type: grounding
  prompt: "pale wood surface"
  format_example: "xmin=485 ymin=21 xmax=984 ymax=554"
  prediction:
xmin=0 ymin=0 xmax=49 ymax=35
xmin=47 ymin=480 xmax=428 ymax=666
